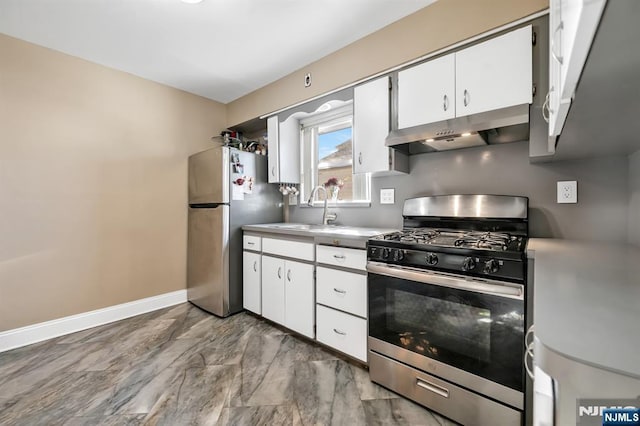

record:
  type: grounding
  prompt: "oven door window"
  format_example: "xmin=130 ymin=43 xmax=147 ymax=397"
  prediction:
xmin=368 ymin=272 xmax=524 ymax=392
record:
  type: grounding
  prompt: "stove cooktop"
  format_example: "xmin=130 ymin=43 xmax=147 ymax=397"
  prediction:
xmin=368 ymin=228 xmax=528 ymax=283
xmin=373 ymin=228 xmax=527 ymax=253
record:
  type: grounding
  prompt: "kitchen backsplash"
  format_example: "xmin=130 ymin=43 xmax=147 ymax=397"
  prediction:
xmin=289 ymin=141 xmax=631 ymax=243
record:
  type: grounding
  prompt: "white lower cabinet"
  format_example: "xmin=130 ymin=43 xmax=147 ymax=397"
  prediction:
xmin=261 ymin=254 xmax=314 ymax=338
xmin=284 ymin=261 xmax=315 ymax=338
xmin=242 ymin=251 xmax=261 ymax=315
xmin=316 ymin=304 xmax=367 ymax=362
xmin=261 ymin=255 xmax=286 ymax=325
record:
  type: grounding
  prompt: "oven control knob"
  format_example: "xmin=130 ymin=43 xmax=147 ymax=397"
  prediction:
xmin=426 ymin=253 xmax=439 ymax=265
xmin=382 ymin=248 xmax=390 ymax=259
xmin=484 ymin=259 xmax=500 ymax=274
xmin=462 ymin=257 xmax=476 ymax=271
xmin=392 ymin=249 xmax=405 ymax=261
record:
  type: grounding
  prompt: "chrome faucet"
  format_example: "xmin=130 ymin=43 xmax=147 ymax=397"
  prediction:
xmin=307 ymin=185 xmax=337 ymax=225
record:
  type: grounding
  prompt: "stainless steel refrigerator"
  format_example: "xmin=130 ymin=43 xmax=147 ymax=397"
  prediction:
xmin=187 ymin=146 xmax=282 ymax=317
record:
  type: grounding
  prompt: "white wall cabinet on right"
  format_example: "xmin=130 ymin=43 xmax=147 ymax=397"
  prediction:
xmin=547 ymin=0 xmax=606 ymax=141
xmin=397 ymin=25 xmax=533 ymax=129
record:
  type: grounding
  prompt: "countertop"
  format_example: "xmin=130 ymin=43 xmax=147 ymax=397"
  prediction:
xmin=528 ymin=238 xmax=640 ymax=378
xmin=242 ymin=223 xmax=396 ymax=243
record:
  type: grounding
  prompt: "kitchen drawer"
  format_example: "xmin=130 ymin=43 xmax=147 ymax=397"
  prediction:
xmin=368 ymin=352 xmax=522 ymax=426
xmin=262 ymin=237 xmax=314 ymax=261
xmin=316 ymin=245 xmax=366 ymax=271
xmin=316 ymin=267 xmax=367 ymax=318
xmin=243 ymin=235 xmax=261 ymax=251
xmin=316 ymin=305 xmax=367 ymax=362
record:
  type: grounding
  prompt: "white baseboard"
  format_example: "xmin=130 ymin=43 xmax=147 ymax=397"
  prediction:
xmin=0 ymin=289 xmax=188 ymax=353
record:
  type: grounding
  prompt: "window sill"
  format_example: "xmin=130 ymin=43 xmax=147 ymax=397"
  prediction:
xmin=299 ymin=200 xmax=371 ymax=208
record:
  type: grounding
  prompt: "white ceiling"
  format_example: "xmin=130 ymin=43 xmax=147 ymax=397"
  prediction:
xmin=0 ymin=0 xmax=436 ymax=103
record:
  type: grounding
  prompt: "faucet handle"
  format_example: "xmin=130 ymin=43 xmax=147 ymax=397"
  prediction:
xmin=325 ymin=212 xmax=338 ymax=224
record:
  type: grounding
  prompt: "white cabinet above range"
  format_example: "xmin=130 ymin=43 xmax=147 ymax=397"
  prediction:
xmin=398 ymin=55 xmax=456 ymax=128
xmin=397 ymin=25 xmax=533 ymax=130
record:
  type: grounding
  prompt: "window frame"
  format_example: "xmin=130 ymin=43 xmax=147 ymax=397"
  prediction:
xmin=299 ymin=103 xmax=371 ymax=208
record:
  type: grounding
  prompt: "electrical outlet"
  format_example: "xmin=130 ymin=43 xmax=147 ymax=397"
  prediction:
xmin=557 ymin=181 xmax=578 ymax=203
xmin=380 ymin=188 xmax=395 ymax=205
xmin=288 ymin=193 xmax=298 ymax=205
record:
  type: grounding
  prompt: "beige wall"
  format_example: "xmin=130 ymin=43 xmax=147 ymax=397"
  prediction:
xmin=0 ymin=34 xmax=226 ymax=331
xmin=227 ymin=0 xmax=548 ymax=127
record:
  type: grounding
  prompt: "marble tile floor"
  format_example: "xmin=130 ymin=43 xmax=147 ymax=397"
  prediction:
xmin=0 ymin=303 xmax=457 ymax=426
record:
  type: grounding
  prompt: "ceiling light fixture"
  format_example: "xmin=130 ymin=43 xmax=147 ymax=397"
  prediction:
xmin=181 ymin=0 xmax=203 ymax=4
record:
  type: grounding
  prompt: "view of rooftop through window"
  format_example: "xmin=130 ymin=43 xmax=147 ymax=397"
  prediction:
xmin=317 ymin=127 xmax=354 ymax=200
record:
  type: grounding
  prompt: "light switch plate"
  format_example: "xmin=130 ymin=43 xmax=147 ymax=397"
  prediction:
xmin=557 ymin=181 xmax=577 ymax=203
xmin=380 ymin=188 xmax=395 ymax=205
xmin=289 ymin=193 xmax=298 ymax=205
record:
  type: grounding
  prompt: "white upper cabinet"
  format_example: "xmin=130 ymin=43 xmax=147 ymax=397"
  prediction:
xmin=396 ymin=26 xmax=533 ymax=130
xmin=398 ymin=54 xmax=456 ymax=128
xmin=353 ymin=77 xmax=408 ymax=175
xmin=267 ymin=115 xmax=300 ymax=184
xmin=547 ymin=0 xmax=606 ymax=139
xmin=456 ymin=25 xmax=533 ymax=117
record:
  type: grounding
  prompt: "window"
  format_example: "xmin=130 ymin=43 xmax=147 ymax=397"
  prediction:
xmin=300 ymin=103 xmax=370 ymax=205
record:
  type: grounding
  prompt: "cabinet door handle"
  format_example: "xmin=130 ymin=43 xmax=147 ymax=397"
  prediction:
xmin=551 ymin=21 xmax=564 ymax=65
xmin=253 ymin=261 xmax=258 ymax=272
xmin=333 ymin=328 xmax=347 ymax=336
xmin=277 ymin=267 xmax=282 ymax=279
xmin=416 ymin=378 xmax=449 ymax=398
xmin=443 ymin=94 xmax=449 ymax=111
xmin=333 ymin=288 xmax=347 ymax=294
xmin=287 ymin=269 xmax=291 ymax=282
xmin=463 ymin=89 xmax=470 ymax=107
xmin=271 ymin=166 xmax=275 ymax=176
xmin=333 ymin=254 xmax=345 ymax=260
xmin=358 ymin=152 xmax=362 ymax=165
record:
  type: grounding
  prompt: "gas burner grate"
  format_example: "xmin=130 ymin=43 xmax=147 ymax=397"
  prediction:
xmin=381 ymin=228 xmax=525 ymax=252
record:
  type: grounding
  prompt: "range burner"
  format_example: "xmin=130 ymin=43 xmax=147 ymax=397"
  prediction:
xmin=381 ymin=228 xmax=525 ymax=253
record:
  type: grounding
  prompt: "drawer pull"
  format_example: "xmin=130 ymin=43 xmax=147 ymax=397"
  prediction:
xmin=333 ymin=254 xmax=346 ymax=260
xmin=333 ymin=328 xmax=347 ymax=336
xmin=416 ymin=378 xmax=449 ymax=398
xmin=247 ymin=241 xmax=255 ymax=246
xmin=333 ymin=288 xmax=347 ymax=294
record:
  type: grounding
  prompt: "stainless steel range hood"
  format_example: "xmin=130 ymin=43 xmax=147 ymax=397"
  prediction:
xmin=386 ymin=104 xmax=530 ymax=154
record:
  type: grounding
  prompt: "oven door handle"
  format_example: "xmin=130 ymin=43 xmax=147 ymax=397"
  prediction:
xmin=366 ymin=262 xmax=524 ymax=300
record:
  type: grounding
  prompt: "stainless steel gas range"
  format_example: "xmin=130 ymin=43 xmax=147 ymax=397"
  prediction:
xmin=366 ymin=195 xmax=528 ymax=426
